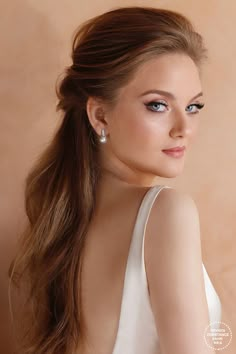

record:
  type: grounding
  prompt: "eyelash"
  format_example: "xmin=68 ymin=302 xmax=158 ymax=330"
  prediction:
xmin=145 ymin=101 xmax=205 ymax=114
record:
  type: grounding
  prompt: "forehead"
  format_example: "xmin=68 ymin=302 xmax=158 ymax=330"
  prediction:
xmin=118 ymin=53 xmax=202 ymax=100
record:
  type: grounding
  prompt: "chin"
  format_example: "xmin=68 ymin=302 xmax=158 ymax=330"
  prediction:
xmin=156 ymin=167 xmax=184 ymax=179
xmin=163 ymin=172 xmax=182 ymax=178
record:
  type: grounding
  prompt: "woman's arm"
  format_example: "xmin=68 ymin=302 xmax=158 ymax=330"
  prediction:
xmin=145 ymin=188 xmax=216 ymax=354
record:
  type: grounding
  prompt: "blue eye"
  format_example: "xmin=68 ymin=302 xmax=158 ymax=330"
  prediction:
xmin=145 ymin=101 xmax=205 ymax=114
xmin=186 ymin=103 xmax=205 ymax=114
xmin=145 ymin=101 xmax=168 ymax=112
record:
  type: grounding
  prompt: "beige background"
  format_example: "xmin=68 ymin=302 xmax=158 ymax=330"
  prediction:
xmin=0 ymin=0 xmax=235 ymax=352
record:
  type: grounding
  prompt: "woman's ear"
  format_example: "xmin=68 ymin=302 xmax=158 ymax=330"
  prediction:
xmin=86 ymin=96 xmax=108 ymax=135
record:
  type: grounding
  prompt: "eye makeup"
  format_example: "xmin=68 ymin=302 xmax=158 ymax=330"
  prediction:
xmin=144 ymin=100 xmax=205 ymax=114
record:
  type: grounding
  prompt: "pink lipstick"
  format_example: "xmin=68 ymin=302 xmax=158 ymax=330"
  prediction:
xmin=162 ymin=146 xmax=186 ymax=158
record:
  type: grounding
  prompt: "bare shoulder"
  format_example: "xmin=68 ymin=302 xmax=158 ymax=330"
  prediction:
xmin=151 ymin=186 xmax=200 ymax=225
xmin=145 ymin=187 xmax=201 ymax=254
xmin=145 ymin=187 xmax=213 ymax=354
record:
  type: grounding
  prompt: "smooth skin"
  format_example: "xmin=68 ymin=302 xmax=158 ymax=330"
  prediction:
xmin=85 ymin=53 xmax=216 ymax=354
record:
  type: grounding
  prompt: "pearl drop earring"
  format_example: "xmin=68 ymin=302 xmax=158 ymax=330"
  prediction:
xmin=99 ymin=128 xmax=107 ymax=143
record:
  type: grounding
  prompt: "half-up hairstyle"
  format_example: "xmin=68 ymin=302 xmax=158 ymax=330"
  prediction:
xmin=8 ymin=6 xmax=208 ymax=354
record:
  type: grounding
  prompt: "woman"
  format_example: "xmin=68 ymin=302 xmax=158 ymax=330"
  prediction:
xmin=8 ymin=6 xmax=222 ymax=354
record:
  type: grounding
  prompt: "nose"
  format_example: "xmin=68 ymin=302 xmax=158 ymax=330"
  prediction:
xmin=169 ymin=109 xmax=193 ymax=139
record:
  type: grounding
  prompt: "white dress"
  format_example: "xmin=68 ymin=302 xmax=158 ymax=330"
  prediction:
xmin=112 ymin=185 xmax=222 ymax=354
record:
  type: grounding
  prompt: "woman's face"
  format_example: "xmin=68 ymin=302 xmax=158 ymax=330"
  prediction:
xmin=88 ymin=53 xmax=205 ymax=186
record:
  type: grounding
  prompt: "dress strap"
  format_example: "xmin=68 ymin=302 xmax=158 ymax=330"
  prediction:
xmin=112 ymin=184 xmax=171 ymax=353
xmin=140 ymin=185 xmax=172 ymax=287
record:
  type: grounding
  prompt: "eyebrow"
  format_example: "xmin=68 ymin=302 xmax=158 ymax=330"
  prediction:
xmin=139 ymin=89 xmax=203 ymax=101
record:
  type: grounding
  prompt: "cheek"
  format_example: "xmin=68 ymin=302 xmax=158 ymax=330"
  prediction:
xmin=188 ymin=119 xmax=200 ymax=142
xmin=110 ymin=108 xmax=165 ymax=154
xmin=129 ymin=111 xmax=167 ymax=149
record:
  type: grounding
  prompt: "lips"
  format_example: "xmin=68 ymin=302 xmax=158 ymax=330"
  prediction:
xmin=162 ymin=146 xmax=186 ymax=152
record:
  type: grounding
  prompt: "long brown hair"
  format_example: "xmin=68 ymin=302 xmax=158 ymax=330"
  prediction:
xmin=8 ymin=6 xmax=208 ymax=354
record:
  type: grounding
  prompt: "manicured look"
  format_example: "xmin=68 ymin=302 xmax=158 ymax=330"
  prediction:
xmin=9 ymin=6 xmax=221 ymax=354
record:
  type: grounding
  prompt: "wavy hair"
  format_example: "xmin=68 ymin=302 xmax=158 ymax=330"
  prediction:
xmin=8 ymin=6 xmax=208 ymax=354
